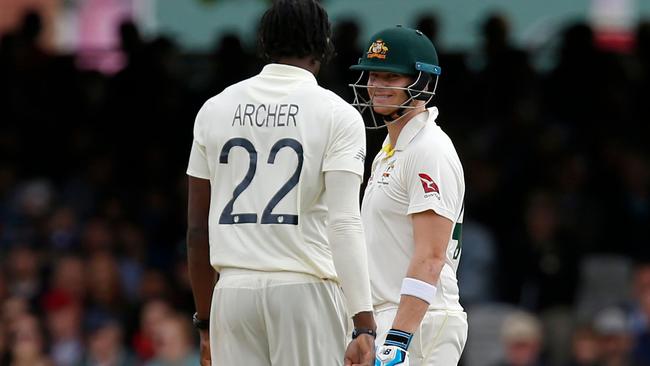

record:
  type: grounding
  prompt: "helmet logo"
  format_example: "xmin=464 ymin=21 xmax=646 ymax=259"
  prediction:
xmin=367 ymin=39 xmax=388 ymax=59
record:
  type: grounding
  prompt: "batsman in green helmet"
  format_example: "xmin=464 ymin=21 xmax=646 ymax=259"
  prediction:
xmin=350 ymin=26 xmax=468 ymax=366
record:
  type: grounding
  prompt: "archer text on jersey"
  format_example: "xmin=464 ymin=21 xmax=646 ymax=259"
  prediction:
xmin=232 ymin=104 xmax=299 ymax=128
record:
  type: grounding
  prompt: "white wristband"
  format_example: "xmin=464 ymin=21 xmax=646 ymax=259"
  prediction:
xmin=400 ymin=277 xmax=437 ymax=304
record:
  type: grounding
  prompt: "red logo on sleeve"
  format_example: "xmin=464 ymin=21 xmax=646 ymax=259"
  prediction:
xmin=418 ymin=173 xmax=439 ymax=194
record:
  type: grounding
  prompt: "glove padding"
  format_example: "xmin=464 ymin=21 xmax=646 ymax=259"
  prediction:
xmin=375 ymin=345 xmax=409 ymax=366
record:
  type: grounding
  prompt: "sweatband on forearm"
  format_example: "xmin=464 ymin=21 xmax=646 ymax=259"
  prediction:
xmin=400 ymin=277 xmax=437 ymax=304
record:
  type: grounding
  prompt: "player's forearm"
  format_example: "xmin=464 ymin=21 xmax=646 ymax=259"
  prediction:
xmin=391 ymin=255 xmax=444 ymax=333
xmin=187 ymin=228 xmax=216 ymax=319
xmin=352 ymin=310 xmax=377 ymax=330
xmin=392 ymin=210 xmax=450 ymax=333
xmin=405 ymin=253 xmax=445 ymax=288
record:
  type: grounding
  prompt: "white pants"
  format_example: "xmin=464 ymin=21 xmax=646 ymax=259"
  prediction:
xmin=210 ymin=269 xmax=349 ymax=366
xmin=375 ymin=305 xmax=468 ymax=366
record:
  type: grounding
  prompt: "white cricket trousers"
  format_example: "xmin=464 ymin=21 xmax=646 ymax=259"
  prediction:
xmin=375 ymin=304 xmax=468 ymax=366
xmin=210 ymin=268 xmax=349 ymax=365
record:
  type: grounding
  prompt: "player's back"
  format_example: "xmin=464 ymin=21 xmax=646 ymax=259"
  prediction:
xmin=188 ymin=63 xmax=365 ymax=280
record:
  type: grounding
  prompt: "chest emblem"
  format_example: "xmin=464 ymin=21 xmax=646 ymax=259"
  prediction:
xmin=378 ymin=161 xmax=395 ymax=185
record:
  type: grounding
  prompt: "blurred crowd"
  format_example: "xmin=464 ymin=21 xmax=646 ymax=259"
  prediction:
xmin=0 ymin=8 xmax=649 ymax=366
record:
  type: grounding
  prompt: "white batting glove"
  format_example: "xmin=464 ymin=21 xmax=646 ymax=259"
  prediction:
xmin=375 ymin=345 xmax=409 ymax=366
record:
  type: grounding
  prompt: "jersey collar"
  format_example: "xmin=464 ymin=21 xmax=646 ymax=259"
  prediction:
xmin=261 ymin=63 xmax=318 ymax=84
xmin=382 ymin=107 xmax=438 ymax=155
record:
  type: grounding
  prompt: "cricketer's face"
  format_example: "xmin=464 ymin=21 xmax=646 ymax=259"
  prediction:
xmin=367 ymin=71 xmax=413 ymax=115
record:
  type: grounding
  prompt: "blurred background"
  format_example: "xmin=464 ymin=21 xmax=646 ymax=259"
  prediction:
xmin=0 ymin=0 xmax=649 ymax=365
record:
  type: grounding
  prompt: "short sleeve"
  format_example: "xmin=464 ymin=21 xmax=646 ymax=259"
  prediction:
xmin=186 ymin=101 xmax=212 ymax=180
xmin=187 ymin=140 xmax=210 ymax=179
xmin=405 ymin=149 xmax=463 ymax=222
xmin=322 ymin=103 xmax=366 ymax=177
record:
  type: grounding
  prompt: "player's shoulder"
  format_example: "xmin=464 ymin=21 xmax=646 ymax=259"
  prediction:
xmin=209 ymin=76 xmax=258 ymax=103
xmin=297 ymin=83 xmax=358 ymax=114
xmin=195 ymin=78 xmax=256 ymax=128
xmin=420 ymin=123 xmax=455 ymax=149
xmin=293 ymin=85 xmax=363 ymax=130
xmin=307 ymin=85 xmax=361 ymax=117
xmin=410 ymin=114 xmax=461 ymax=162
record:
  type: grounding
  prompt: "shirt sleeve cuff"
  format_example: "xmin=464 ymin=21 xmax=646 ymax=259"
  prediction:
xmin=186 ymin=169 xmax=210 ymax=180
xmin=407 ymin=203 xmax=456 ymax=222
xmin=322 ymin=164 xmax=364 ymax=177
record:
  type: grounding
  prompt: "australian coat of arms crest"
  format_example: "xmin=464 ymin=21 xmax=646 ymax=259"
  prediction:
xmin=367 ymin=40 xmax=388 ymax=59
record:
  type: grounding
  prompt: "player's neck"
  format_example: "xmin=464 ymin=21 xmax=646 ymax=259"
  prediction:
xmin=386 ymin=118 xmax=407 ymax=148
xmin=385 ymin=106 xmax=425 ymax=147
xmin=276 ymin=57 xmax=321 ymax=76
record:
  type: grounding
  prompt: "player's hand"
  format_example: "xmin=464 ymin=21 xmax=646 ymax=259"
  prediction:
xmin=344 ymin=334 xmax=375 ymax=366
xmin=375 ymin=345 xmax=409 ymax=366
xmin=199 ymin=329 xmax=211 ymax=366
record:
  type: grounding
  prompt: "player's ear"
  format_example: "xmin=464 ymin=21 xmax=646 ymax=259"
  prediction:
xmin=310 ymin=58 xmax=322 ymax=72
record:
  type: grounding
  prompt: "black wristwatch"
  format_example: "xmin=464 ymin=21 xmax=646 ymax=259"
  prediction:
xmin=352 ymin=328 xmax=377 ymax=339
xmin=192 ymin=312 xmax=209 ymax=330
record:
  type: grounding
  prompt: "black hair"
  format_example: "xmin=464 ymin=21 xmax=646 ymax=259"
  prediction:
xmin=258 ymin=0 xmax=334 ymax=63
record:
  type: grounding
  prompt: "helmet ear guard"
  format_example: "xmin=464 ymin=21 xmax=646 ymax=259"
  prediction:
xmin=410 ymin=72 xmax=432 ymax=101
xmin=410 ymin=61 xmax=441 ymax=101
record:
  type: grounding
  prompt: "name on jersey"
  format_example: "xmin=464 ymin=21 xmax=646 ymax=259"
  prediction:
xmin=232 ymin=104 xmax=299 ymax=128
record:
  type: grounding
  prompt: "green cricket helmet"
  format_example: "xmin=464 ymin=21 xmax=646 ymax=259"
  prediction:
xmin=349 ymin=25 xmax=442 ymax=129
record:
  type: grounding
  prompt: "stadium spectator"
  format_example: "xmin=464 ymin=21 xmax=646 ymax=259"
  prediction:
xmin=495 ymin=311 xmax=546 ymax=366
xmin=144 ymin=315 xmax=199 ymax=366
xmin=563 ymin=326 xmax=600 ymax=366
xmin=42 ymin=290 xmax=84 ymax=366
xmin=593 ymin=306 xmax=640 ymax=366
xmin=6 ymin=313 xmax=51 ymax=366
xmin=132 ymin=299 xmax=175 ymax=362
xmin=81 ymin=315 xmax=136 ymax=366
xmin=50 ymin=255 xmax=87 ymax=302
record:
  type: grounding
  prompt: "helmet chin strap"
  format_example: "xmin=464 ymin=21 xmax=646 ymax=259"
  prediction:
xmin=381 ymin=102 xmax=422 ymax=126
xmin=380 ymin=97 xmax=424 ymax=127
xmin=384 ymin=108 xmax=407 ymax=123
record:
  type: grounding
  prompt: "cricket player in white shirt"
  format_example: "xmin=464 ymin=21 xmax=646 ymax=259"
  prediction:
xmin=186 ymin=1 xmax=376 ymax=365
xmin=349 ymin=26 xmax=468 ymax=365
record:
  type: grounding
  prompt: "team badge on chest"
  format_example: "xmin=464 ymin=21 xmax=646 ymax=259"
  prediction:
xmin=377 ymin=160 xmax=396 ymax=185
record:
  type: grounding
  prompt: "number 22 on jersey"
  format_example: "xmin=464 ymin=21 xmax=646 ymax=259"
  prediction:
xmin=218 ymin=137 xmax=303 ymax=225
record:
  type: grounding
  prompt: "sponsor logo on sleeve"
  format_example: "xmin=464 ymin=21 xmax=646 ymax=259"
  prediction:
xmin=418 ymin=173 xmax=440 ymax=199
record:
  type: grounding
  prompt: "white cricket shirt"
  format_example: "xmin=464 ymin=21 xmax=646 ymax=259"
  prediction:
xmin=361 ymin=107 xmax=465 ymax=311
xmin=187 ymin=64 xmax=366 ymax=280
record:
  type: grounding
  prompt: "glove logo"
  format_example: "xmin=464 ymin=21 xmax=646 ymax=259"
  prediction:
xmin=376 ymin=345 xmax=408 ymax=365
xmin=367 ymin=39 xmax=389 ymax=59
xmin=418 ymin=173 xmax=439 ymax=193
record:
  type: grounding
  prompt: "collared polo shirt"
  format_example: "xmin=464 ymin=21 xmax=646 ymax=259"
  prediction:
xmin=362 ymin=107 xmax=465 ymax=311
